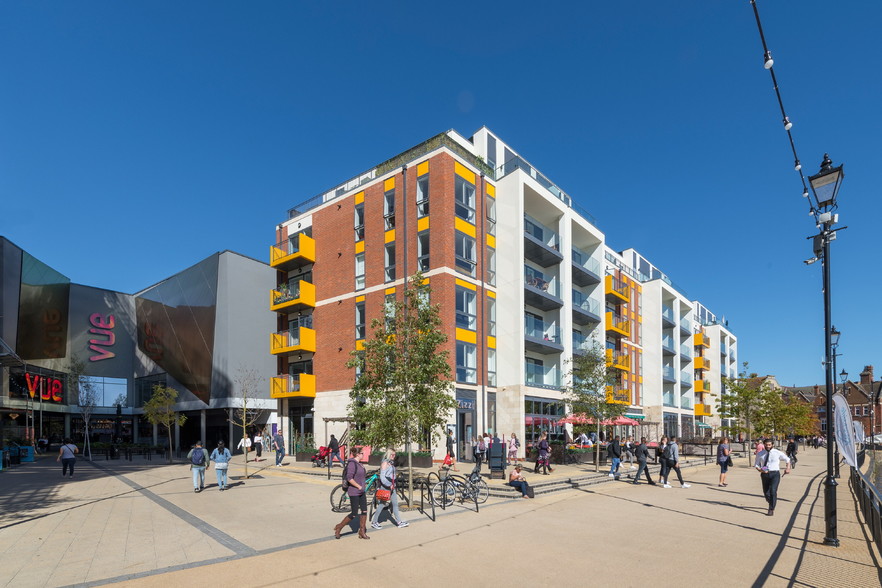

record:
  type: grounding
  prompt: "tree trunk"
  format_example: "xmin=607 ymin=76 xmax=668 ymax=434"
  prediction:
xmin=167 ymin=426 xmax=174 ymax=463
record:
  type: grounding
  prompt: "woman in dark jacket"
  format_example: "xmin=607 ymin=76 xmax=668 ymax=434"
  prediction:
xmin=334 ymin=446 xmax=370 ymax=539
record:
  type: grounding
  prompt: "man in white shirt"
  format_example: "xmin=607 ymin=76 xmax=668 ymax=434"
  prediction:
xmin=755 ymin=438 xmax=791 ymax=516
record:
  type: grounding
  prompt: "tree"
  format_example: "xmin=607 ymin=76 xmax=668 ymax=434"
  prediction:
xmin=561 ymin=342 xmax=626 ymax=472
xmin=67 ymin=355 xmax=98 ymax=461
xmin=229 ymin=366 xmax=264 ymax=479
xmin=142 ymin=384 xmax=187 ymax=463
xmin=346 ymin=271 xmax=455 ymax=501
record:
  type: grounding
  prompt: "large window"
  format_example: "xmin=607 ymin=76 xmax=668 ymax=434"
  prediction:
xmin=355 ymin=301 xmax=365 ymax=340
xmin=455 ymin=175 xmax=476 ymax=223
xmin=524 ymin=397 xmax=565 ymax=444
xmin=416 ymin=174 xmax=429 ymax=217
xmin=417 ymin=231 xmax=430 ymax=271
xmin=487 ymin=297 xmax=496 ymax=337
xmin=355 ymin=253 xmax=365 ymax=291
xmin=486 ymin=247 xmax=496 ymax=286
xmin=385 ymin=242 xmax=396 ymax=282
xmin=384 ymin=189 xmax=395 ymax=230
xmin=455 ymin=231 xmax=476 ymax=277
xmin=487 ymin=348 xmax=497 ymax=387
xmin=354 ymin=203 xmax=365 ymax=241
xmin=455 ymin=286 xmax=477 ymax=330
xmin=486 ymin=195 xmax=496 ymax=235
xmin=456 ymin=341 xmax=477 ymax=384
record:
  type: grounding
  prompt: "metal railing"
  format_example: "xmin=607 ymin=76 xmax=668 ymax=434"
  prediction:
xmin=851 ymin=451 xmax=882 ymax=552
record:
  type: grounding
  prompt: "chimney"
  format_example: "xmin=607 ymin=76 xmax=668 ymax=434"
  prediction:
xmin=861 ymin=365 xmax=874 ymax=387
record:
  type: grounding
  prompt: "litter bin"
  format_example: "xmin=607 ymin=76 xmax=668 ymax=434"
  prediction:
xmin=8 ymin=446 xmax=21 ymax=465
xmin=20 ymin=445 xmax=35 ymax=462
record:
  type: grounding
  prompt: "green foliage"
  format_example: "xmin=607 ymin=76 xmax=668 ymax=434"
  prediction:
xmin=346 ymin=271 xmax=455 ymax=452
xmin=142 ymin=384 xmax=186 ymax=462
xmin=561 ymin=342 xmax=627 ymax=427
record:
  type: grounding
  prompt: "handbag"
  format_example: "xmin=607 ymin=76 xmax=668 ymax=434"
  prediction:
xmin=215 ymin=461 xmax=229 ymax=470
xmin=376 ymin=488 xmax=391 ymax=502
xmin=725 ymin=455 xmax=733 ymax=467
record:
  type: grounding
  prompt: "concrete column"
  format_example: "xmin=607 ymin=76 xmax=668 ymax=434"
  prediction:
xmin=228 ymin=408 xmax=234 ymax=447
xmin=174 ymin=419 xmax=180 ymax=453
xmin=201 ymin=410 xmax=206 ymax=444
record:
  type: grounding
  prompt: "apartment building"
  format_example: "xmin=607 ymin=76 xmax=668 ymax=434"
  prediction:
xmin=269 ymin=127 xmax=736 ymax=458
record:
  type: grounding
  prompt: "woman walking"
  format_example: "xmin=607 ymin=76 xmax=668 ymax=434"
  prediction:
xmin=717 ymin=436 xmax=732 ymax=487
xmin=57 ymin=438 xmax=79 ymax=478
xmin=334 ymin=446 xmax=370 ymax=539
xmin=535 ymin=431 xmax=553 ymax=474
xmin=370 ymin=449 xmax=409 ymax=529
xmin=252 ymin=430 xmax=263 ymax=462
xmin=657 ymin=436 xmax=670 ymax=486
xmin=508 ymin=433 xmax=520 ymax=465
xmin=210 ymin=440 xmax=232 ymax=491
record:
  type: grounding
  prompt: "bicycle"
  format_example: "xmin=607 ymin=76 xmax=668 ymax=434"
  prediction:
xmin=330 ymin=469 xmax=379 ymax=512
xmin=430 ymin=466 xmax=489 ymax=507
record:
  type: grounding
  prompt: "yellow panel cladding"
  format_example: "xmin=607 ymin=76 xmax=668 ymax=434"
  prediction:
xmin=455 ymin=328 xmax=477 ymax=344
xmin=354 ymin=191 xmax=364 ymax=205
xmin=455 ymin=217 xmax=477 ymax=238
xmin=454 ymin=161 xmax=476 ymax=184
xmin=270 ymin=234 xmax=316 ymax=269
xmin=487 ymin=234 xmax=496 ymax=248
xmin=487 ymin=290 xmax=496 ymax=299
xmin=355 ymin=295 xmax=365 ymax=303
xmin=385 ymin=287 xmax=396 ymax=295
xmin=486 ymin=184 xmax=495 ymax=198
xmin=384 ymin=178 xmax=395 ymax=191
xmin=487 ymin=336 xmax=496 ymax=349
xmin=455 ymin=278 xmax=477 ymax=291
xmin=269 ymin=280 xmax=316 ymax=313
xmin=355 ymin=339 xmax=364 ymax=351
xmin=417 ymin=161 xmax=429 ymax=176
xmin=385 ymin=229 xmax=395 ymax=243
xmin=417 ymin=216 xmax=429 ymax=232
xmin=694 ymin=404 xmax=712 ymax=417
xmin=355 ymin=241 xmax=364 ymax=254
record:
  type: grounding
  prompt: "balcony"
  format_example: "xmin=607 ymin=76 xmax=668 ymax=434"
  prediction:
xmin=270 ymin=233 xmax=316 ymax=271
xmin=720 ymin=342 xmax=727 ymax=356
xmin=662 ymin=305 xmax=675 ymax=327
xmin=606 ymin=349 xmax=630 ymax=370
xmin=662 ymin=335 xmax=676 ymax=355
xmin=680 ymin=371 xmax=693 ymax=387
xmin=680 ymin=343 xmax=693 ymax=361
xmin=573 ymin=331 xmax=591 ymax=356
xmin=270 ymin=373 xmax=316 ymax=399
xmin=270 ymin=280 xmax=316 ymax=313
xmin=680 ymin=395 xmax=694 ymax=410
xmin=694 ymin=403 xmax=712 ymax=417
xmin=679 ymin=317 xmax=692 ymax=335
xmin=694 ymin=356 xmax=711 ymax=371
xmin=525 ymin=363 xmax=561 ymax=389
xmin=270 ymin=327 xmax=317 ymax=356
xmin=525 ymin=266 xmax=563 ymax=311
xmin=524 ymin=316 xmax=564 ymax=355
xmin=523 ymin=215 xmax=563 ymax=268
xmin=662 ymin=365 xmax=676 ymax=383
xmin=571 ymin=247 xmax=601 ymax=287
xmin=572 ymin=291 xmax=601 ymax=325
xmin=605 ymin=275 xmax=630 ymax=303
xmin=694 ymin=379 xmax=710 ymax=394
xmin=663 ymin=389 xmax=677 ymax=407
xmin=605 ymin=312 xmax=630 ymax=337
xmin=605 ymin=386 xmax=631 ymax=405
xmin=694 ymin=332 xmax=710 ymax=348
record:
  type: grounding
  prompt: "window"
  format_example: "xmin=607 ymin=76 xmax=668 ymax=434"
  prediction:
xmin=488 ymin=348 xmax=497 ymax=387
xmin=384 ymin=189 xmax=395 ymax=230
xmin=385 ymin=242 xmax=396 ymax=282
xmin=487 ymin=297 xmax=496 ymax=337
xmin=355 ymin=301 xmax=365 ymax=340
xmin=385 ymin=293 xmax=396 ymax=331
xmin=486 ymin=195 xmax=496 ymax=235
xmin=353 ymin=351 xmax=364 ymax=382
xmin=455 ymin=286 xmax=477 ymax=330
xmin=455 ymin=231 xmax=476 ymax=277
xmin=455 ymin=175 xmax=476 ymax=223
xmin=355 ymin=253 xmax=365 ymax=291
xmin=864 ymin=406 xmax=870 ymax=416
xmin=417 ymin=231 xmax=430 ymax=272
xmin=486 ymin=247 xmax=496 ymax=286
xmin=354 ymin=203 xmax=365 ymax=241
xmin=456 ymin=341 xmax=476 ymax=384
xmin=416 ymin=174 xmax=429 ymax=217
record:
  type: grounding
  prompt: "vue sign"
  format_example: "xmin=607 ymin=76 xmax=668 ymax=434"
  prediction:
xmin=25 ymin=373 xmax=64 ymax=403
xmin=88 ymin=313 xmax=116 ymax=362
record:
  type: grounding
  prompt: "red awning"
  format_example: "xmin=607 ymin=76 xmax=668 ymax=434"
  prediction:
xmin=525 ymin=416 xmax=556 ymax=426
xmin=555 ymin=414 xmax=639 ymax=426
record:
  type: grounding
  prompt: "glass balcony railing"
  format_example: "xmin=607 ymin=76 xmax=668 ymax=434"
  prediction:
xmin=571 ymin=247 xmax=601 ymax=275
xmin=663 ymin=366 xmax=676 ymax=381
xmin=573 ymin=331 xmax=591 ymax=354
xmin=524 ymin=315 xmax=561 ymax=344
xmin=524 ymin=214 xmax=560 ymax=250
xmin=680 ymin=317 xmax=691 ymax=332
xmin=663 ymin=390 xmax=677 ymax=407
xmin=572 ymin=291 xmax=599 ymax=314
xmin=606 ymin=312 xmax=630 ymax=336
xmin=605 ymin=275 xmax=630 ymax=302
xmin=662 ymin=305 xmax=675 ymax=324
xmin=680 ymin=343 xmax=693 ymax=359
xmin=681 ymin=371 xmax=693 ymax=385
xmin=524 ymin=265 xmax=560 ymax=297
xmin=525 ymin=363 xmax=560 ymax=388
xmin=680 ymin=395 xmax=694 ymax=410
xmin=662 ymin=336 xmax=676 ymax=353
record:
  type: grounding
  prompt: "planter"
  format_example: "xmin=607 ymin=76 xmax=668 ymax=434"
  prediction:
xmin=394 ymin=455 xmax=432 ymax=468
xmin=295 ymin=451 xmax=314 ymax=462
xmin=368 ymin=454 xmax=383 ymax=466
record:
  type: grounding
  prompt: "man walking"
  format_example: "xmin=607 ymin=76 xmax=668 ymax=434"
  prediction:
xmin=273 ymin=427 xmax=285 ymax=467
xmin=607 ymin=435 xmax=622 ymax=479
xmin=329 ymin=434 xmax=341 ymax=467
xmin=661 ymin=436 xmax=690 ymax=488
xmin=632 ymin=437 xmax=656 ymax=485
xmin=785 ymin=437 xmax=798 ymax=469
xmin=187 ymin=440 xmax=209 ymax=492
xmin=755 ymin=438 xmax=791 ymax=516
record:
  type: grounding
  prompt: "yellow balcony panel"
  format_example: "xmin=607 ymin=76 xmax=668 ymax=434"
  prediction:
xmin=694 ymin=379 xmax=710 ymax=394
xmin=605 ymin=312 xmax=631 ymax=337
xmin=270 ymin=327 xmax=317 ymax=356
xmin=270 ymin=281 xmax=316 ymax=313
xmin=693 ymin=333 xmax=710 ymax=348
xmin=270 ymin=373 xmax=316 ymax=399
xmin=605 ymin=349 xmax=631 ymax=371
xmin=694 ymin=403 xmax=712 ymax=417
xmin=604 ymin=275 xmax=630 ymax=303
xmin=694 ymin=356 xmax=710 ymax=371
xmin=270 ymin=234 xmax=316 ymax=270
xmin=605 ymin=386 xmax=631 ymax=405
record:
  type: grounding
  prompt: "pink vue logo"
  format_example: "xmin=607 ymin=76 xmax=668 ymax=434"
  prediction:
xmin=88 ymin=313 xmax=116 ymax=362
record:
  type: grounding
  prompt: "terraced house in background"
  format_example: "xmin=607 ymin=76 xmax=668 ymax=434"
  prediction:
xmin=269 ymin=128 xmax=737 ymax=459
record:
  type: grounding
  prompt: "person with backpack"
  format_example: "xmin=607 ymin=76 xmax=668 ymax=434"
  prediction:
xmin=210 ymin=440 xmax=232 ymax=491
xmin=661 ymin=436 xmax=690 ymax=488
xmin=473 ymin=436 xmax=486 ymax=471
xmin=607 ymin=436 xmax=623 ymax=479
xmin=631 ymin=437 xmax=656 ymax=485
xmin=334 ymin=446 xmax=370 ymax=539
xmin=187 ymin=440 xmax=209 ymax=492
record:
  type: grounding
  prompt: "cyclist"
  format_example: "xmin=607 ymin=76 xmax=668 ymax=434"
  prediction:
xmin=371 ymin=449 xmax=409 ymax=530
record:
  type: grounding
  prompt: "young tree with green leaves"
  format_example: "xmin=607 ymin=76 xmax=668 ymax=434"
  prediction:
xmin=142 ymin=384 xmax=187 ymax=463
xmin=719 ymin=362 xmax=771 ymax=460
xmin=561 ymin=342 xmax=626 ymax=472
xmin=346 ymin=271 xmax=455 ymax=501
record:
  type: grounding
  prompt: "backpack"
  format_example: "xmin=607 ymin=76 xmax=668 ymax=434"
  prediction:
xmin=515 ymin=439 xmax=521 ymax=449
xmin=342 ymin=459 xmax=354 ymax=490
xmin=478 ymin=439 xmax=486 ymax=452
xmin=191 ymin=448 xmax=205 ymax=466
xmin=663 ymin=444 xmax=674 ymax=460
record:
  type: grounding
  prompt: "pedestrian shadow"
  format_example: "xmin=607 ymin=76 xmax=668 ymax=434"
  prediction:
xmin=708 ymin=486 xmax=791 ymax=503
xmin=687 ymin=498 xmax=767 ymax=514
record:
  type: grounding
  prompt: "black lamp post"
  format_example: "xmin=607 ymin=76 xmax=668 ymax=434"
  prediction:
xmin=807 ymin=153 xmax=845 ymax=548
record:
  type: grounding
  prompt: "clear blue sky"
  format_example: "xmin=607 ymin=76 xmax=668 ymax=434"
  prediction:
xmin=2 ymin=1 xmax=879 ymax=387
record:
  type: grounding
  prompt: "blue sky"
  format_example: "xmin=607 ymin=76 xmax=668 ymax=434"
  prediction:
xmin=1 ymin=1 xmax=879 ymax=387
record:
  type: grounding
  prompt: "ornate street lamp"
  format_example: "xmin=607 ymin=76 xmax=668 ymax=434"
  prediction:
xmin=807 ymin=154 xmax=845 ymax=547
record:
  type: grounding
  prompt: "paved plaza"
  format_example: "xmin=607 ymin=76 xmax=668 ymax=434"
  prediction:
xmin=0 ymin=449 xmax=879 ymax=587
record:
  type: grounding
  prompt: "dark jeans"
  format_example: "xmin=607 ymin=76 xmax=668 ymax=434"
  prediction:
xmin=509 ymin=480 xmax=529 ymax=496
xmin=330 ymin=450 xmax=341 ymax=465
xmin=475 ymin=453 xmax=483 ymax=470
xmin=349 ymin=493 xmax=368 ymax=517
xmin=255 ymin=444 xmax=262 ymax=458
xmin=761 ymin=471 xmax=782 ymax=510
xmin=62 ymin=458 xmax=76 ymax=476
xmin=275 ymin=448 xmax=284 ymax=466
xmin=633 ymin=460 xmax=654 ymax=483
xmin=661 ymin=459 xmax=684 ymax=484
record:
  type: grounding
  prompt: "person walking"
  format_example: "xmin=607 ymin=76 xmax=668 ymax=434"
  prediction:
xmin=328 ymin=434 xmax=341 ymax=467
xmin=273 ymin=427 xmax=285 ymax=467
xmin=624 ymin=435 xmax=636 ymax=469
xmin=252 ymin=431 xmax=263 ymax=462
xmin=755 ymin=438 xmax=791 ymax=516
xmin=632 ymin=437 xmax=656 ymax=485
xmin=785 ymin=437 xmax=798 ymax=469
xmin=508 ymin=433 xmax=520 ymax=466
xmin=236 ymin=435 xmax=252 ymax=461
xmin=187 ymin=441 xmax=209 ymax=492
xmin=210 ymin=441 xmax=232 ymax=491
xmin=661 ymin=436 xmax=690 ymax=488
xmin=334 ymin=446 xmax=370 ymax=539
xmin=535 ymin=431 xmax=553 ymax=474
xmin=473 ymin=436 xmax=486 ymax=471
xmin=445 ymin=429 xmax=459 ymax=471
xmin=57 ymin=438 xmax=79 ymax=478
xmin=607 ymin=436 xmax=622 ymax=479
xmin=508 ymin=463 xmax=533 ymax=498
xmin=717 ymin=436 xmax=732 ymax=487
xmin=370 ymin=449 xmax=409 ymax=529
